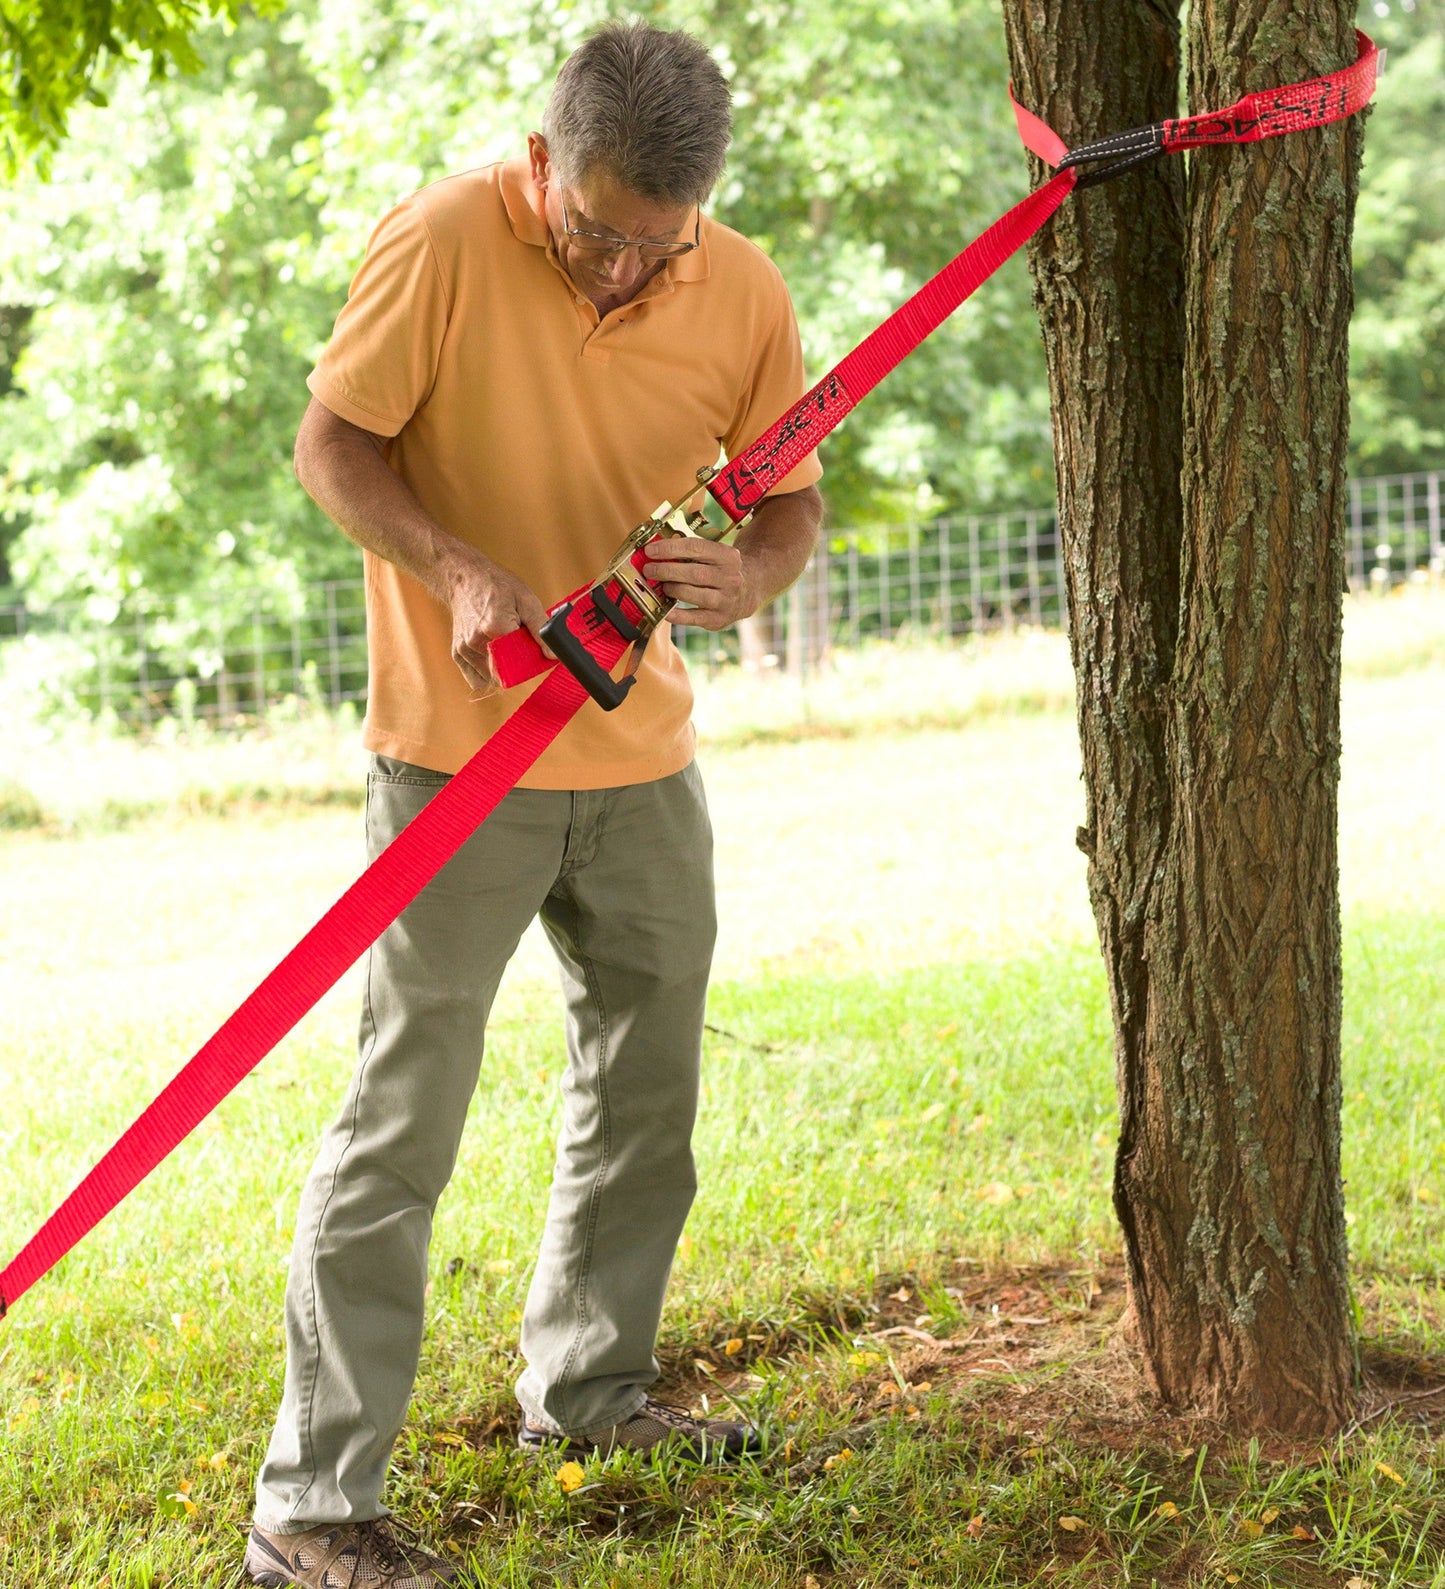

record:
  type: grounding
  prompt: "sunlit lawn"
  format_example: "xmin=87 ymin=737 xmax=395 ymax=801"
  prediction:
xmin=0 ymin=603 xmax=1442 ymax=1587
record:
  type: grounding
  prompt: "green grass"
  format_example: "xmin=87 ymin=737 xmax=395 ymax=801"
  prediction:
xmin=1 ymin=619 xmax=1443 ymax=1587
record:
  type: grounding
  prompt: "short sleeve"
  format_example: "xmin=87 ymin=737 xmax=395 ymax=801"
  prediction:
xmin=724 ymin=272 xmax=824 ymax=497
xmin=307 ymin=196 xmax=452 ymax=438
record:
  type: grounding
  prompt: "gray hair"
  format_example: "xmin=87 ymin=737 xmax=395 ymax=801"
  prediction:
xmin=542 ymin=21 xmax=732 ymax=206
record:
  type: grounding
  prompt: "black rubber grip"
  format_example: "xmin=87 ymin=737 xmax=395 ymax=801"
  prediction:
xmin=540 ymin=602 xmax=636 ymax=712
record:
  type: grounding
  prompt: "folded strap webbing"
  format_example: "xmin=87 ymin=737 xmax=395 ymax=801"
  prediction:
xmin=0 ymin=31 xmax=1378 ymax=1317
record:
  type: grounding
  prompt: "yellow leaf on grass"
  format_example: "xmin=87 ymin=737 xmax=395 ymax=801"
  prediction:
xmin=208 ymin=1452 xmax=229 ymax=1472
xmin=1375 ymin=1461 xmax=1406 ymax=1484
xmin=978 ymin=1182 xmax=1015 ymax=1205
xmin=1239 ymin=1518 xmax=1264 ymax=1538
xmin=1261 ymin=1508 xmax=1280 ymax=1524
xmin=555 ymin=1461 xmax=585 ymax=1493
xmin=724 ymin=1338 xmax=744 ymax=1356
xmin=1345 ymin=1579 xmax=1370 ymax=1589
xmin=823 ymin=1448 xmax=855 ymax=1470
xmin=1154 ymin=1501 xmax=1179 ymax=1519
xmin=1057 ymin=1516 xmax=1085 ymax=1532
xmin=1290 ymin=1524 xmax=1314 ymax=1540
xmin=965 ymin=1515 xmax=985 ymax=1539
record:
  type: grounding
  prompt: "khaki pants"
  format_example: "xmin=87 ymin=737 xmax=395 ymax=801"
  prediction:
xmin=254 ymin=756 xmax=716 ymax=1531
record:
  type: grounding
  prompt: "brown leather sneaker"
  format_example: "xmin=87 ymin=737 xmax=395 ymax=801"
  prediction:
xmin=244 ymin=1518 xmax=459 ymax=1587
xmin=517 ymin=1396 xmax=764 ymax=1460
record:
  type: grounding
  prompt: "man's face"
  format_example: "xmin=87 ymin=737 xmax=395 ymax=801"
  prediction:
xmin=527 ymin=133 xmax=695 ymax=315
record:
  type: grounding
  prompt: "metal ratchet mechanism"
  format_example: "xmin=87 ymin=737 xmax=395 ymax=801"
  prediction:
xmin=539 ymin=461 xmax=743 ymax=711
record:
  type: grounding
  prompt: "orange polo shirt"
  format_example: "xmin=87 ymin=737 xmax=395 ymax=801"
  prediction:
xmin=308 ymin=157 xmax=822 ymax=786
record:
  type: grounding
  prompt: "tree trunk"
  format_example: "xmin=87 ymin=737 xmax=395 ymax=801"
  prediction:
xmin=1002 ymin=0 xmax=1189 ymax=1376
xmin=1003 ymin=0 xmax=1360 ymax=1432
xmin=738 ymin=607 xmax=783 ymax=673
xmin=785 ymin=547 xmax=831 ymax=679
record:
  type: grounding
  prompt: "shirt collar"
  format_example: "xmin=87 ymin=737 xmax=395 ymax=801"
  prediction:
xmin=499 ymin=154 xmax=711 ymax=284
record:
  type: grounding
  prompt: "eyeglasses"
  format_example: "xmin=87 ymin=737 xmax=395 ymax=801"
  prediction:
xmin=559 ymin=191 xmax=700 ymax=260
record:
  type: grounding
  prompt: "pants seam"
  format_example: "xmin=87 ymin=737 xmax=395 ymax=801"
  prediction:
xmin=553 ymin=940 xmax=612 ymax=1430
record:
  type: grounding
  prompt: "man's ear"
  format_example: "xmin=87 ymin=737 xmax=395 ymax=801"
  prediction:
xmin=526 ymin=132 xmax=550 ymax=191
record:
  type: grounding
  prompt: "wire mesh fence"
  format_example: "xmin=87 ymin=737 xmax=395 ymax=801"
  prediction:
xmin=2 ymin=468 xmax=1441 ymax=727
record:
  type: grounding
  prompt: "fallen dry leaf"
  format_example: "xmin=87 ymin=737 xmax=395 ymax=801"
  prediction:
xmin=724 ymin=1338 xmax=744 ymax=1357
xmin=1239 ymin=1518 xmax=1264 ymax=1539
xmin=554 ymin=1461 xmax=585 ymax=1493
xmin=965 ymin=1515 xmax=985 ymax=1539
xmin=1290 ymin=1524 xmax=1314 ymax=1541
xmin=1057 ymin=1515 xmax=1085 ymax=1532
xmin=1154 ymin=1501 xmax=1179 ymax=1519
xmin=1375 ymin=1461 xmax=1406 ymax=1485
xmin=1261 ymin=1507 xmax=1280 ymax=1524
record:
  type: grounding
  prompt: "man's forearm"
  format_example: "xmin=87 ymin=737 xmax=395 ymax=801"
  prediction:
xmin=294 ymin=397 xmax=550 ymax=690
xmin=294 ymin=398 xmax=480 ymax=606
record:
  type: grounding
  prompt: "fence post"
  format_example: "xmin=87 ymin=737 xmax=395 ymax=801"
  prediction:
xmin=1428 ymin=472 xmax=1441 ymax=569
xmin=1348 ymin=476 xmax=1364 ymax=587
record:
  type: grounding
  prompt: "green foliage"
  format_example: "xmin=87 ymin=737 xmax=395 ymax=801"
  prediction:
xmin=0 ymin=0 xmax=282 ymax=174
xmin=0 ymin=7 xmax=350 ymax=658
xmin=0 ymin=0 xmax=1441 ymax=677
xmin=1350 ymin=5 xmax=1445 ymax=476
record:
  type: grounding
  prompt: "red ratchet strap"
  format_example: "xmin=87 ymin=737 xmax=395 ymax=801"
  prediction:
xmin=0 ymin=32 xmax=1377 ymax=1317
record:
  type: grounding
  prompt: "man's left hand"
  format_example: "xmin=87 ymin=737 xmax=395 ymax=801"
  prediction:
xmin=641 ymin=536 xmax=757 ymax=631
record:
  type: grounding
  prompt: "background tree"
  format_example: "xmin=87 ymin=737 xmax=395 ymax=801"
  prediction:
xmin=0 ymin=0 xmax=1437 ymax=701
xmin=0 ymin=9 xmax=338 ymax=655
xmin=0 ymin=0 xmax=281 ymax=174
xmin=1348 ymin=7 xmax=1445 ymax=476
xmin=1003 ymin=0 xmax=1365 ymax=1433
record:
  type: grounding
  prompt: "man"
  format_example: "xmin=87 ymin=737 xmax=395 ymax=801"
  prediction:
xmin=246 ymin=21 xmax=823 ymax=1589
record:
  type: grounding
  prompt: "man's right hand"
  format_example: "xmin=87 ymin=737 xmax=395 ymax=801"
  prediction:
xmin=442 ymin=545 xmax=553 ymax=694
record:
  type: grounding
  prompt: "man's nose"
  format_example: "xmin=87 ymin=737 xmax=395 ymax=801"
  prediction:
xmin=601 ymin=247 xmax=646 ymax=287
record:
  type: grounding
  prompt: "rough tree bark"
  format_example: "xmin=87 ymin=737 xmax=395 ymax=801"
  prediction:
xmin=1002 ymin=0 xmax=1361 ymax=1432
